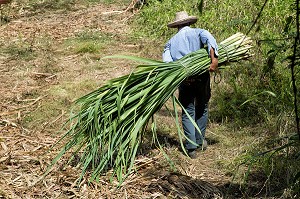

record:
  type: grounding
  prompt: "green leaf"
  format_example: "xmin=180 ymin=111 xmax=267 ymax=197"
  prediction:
xmin=102 ymin=54 xmax=162 ymax=64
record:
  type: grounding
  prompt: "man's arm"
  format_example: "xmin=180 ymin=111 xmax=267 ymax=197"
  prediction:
xmin=162 ymin=42 xmax=173 ymax=63
xmin=198 ymin=29 xmax=219 ymax=72
xmin=209 ymin=47 xmax=218 ymax=72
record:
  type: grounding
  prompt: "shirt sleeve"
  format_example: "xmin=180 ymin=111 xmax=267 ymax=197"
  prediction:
xmin=162 ymin=42 xmax=173 ymax=63
xmin=198 ymin=29 xmax=219 ymax=57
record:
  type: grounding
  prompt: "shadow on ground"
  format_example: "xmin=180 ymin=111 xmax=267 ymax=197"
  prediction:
xmin=148 ymin=172 xmax=223 ymax=198
xmin=138 ymin=128 xmax=220 ymax=156
xmin=142 ymin=168 xmax=287 ymax=198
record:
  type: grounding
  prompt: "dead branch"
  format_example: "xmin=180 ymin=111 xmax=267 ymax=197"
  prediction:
xmin=101 ymin=0 xmax=145 ymax=15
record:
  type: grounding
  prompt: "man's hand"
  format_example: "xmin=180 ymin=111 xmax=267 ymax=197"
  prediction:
xmin=209 ymin=48 xmax=218 ymax=72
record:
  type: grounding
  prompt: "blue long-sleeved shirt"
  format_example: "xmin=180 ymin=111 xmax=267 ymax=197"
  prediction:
xmin=163 ymin=26 xmax=218 ymax=62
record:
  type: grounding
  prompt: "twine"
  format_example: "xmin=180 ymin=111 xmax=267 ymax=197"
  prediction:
xmin=219 ymin=43 xmax=230 ymax=62
xmin=179 ymin=60 xmax=191 ymax=76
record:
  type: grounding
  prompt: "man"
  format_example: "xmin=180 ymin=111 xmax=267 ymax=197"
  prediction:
xmin=162 ymin=11 xmax=218 ymax=159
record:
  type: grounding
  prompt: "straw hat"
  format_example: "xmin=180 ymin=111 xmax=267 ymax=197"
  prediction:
xmin=167 ymin=11 xmax=198 ymax=28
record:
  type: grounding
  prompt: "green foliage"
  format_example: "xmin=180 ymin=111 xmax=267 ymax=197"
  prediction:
xmin=238 ymin=136 xmax=300 ymax=196
xmin=133 ymin=0 xmax=199 ymax=38
xmin=135 ymin=0 xmax=297 ymax=128
xmin=74 ymin=41 xmax=100 ymax=54
xmin=134 ymin=0 xmax=294 ymax=40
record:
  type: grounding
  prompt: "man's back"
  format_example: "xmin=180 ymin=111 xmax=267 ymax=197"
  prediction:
xmin=168 ymin=26 xmax=202 ymax=61
xmin=163 ymin=26 xmax=217 ymax=63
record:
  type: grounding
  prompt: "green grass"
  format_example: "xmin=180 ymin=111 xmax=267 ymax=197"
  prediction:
xmin=64 ymin=30 xmax=113 ymax=55
xmin=2 ymin=41 xmax=36 ymax=61
xmin=22 ymin=80 xmax=98 ymax=130
xmin=74 ymin=41 xmax=101 ymax=54
xmin=133 ymin=0 xmax=297 ymax=129
xmin=49 ymin=79 xmax=98 ymax=98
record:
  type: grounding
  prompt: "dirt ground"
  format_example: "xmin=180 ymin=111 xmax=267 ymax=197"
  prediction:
xmin=0 ymin=1 xmax=242 ymax=198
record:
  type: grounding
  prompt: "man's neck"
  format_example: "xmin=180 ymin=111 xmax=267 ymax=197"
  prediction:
xmin=177 ymin=25 xmax=190 ymax=31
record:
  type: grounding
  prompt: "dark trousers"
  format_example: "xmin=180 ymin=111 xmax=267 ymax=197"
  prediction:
xmin=178 ymin=72 xmax=211 ymax=150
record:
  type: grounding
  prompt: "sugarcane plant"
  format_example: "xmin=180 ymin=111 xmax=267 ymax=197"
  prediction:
xmin=46 ymin=32 xmax=253 ymax=184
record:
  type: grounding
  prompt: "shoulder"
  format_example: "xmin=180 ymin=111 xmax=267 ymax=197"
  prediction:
xmin=188 ymin=28 xmax=207 ymax=36
xmin=168 ymin=32 xmax=180 ymax=43
xmin=196 ymin=28 xmax=209 ymax=33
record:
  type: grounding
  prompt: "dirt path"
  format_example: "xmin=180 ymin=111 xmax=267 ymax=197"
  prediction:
xmin=0 ymin=2 xmax=234 ymax=198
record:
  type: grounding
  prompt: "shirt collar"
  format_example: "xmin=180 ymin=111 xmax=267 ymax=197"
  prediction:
xmin=178 ymin=26 xmax=190 ymax=32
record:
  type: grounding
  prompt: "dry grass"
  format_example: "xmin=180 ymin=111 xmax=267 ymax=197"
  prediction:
xmin=0 ymin=123 xmax=228 ymax=198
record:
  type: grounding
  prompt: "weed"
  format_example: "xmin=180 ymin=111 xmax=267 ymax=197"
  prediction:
xmin=75 ymin=41 xmax=100 ymax=54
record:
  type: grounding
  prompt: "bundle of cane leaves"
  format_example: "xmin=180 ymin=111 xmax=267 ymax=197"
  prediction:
xmin=48 ymin=32 xmax=253 ymax=183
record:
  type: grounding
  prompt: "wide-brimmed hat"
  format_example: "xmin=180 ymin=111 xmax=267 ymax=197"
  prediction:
xmin=167 ymin=11 xmax=198 ymax=28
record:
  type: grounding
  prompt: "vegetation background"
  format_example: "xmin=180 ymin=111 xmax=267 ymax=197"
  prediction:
xmin=134 ymin=0 xmax=300 ymax=196
xmin=0 ymin=0 xmax=299 ymax=198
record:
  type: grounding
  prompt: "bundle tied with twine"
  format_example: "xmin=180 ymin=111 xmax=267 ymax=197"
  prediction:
xmin=47 ymin=32 xmax=253 ymax=184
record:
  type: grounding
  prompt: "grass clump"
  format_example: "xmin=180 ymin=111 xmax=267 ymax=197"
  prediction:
xmin=75 ymin=41 xmax=100 ymax=54
xmin=64 ymin=30 xmax=113 ymax=55
xmin=2 ymin=41 xmax=36 ymax=61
